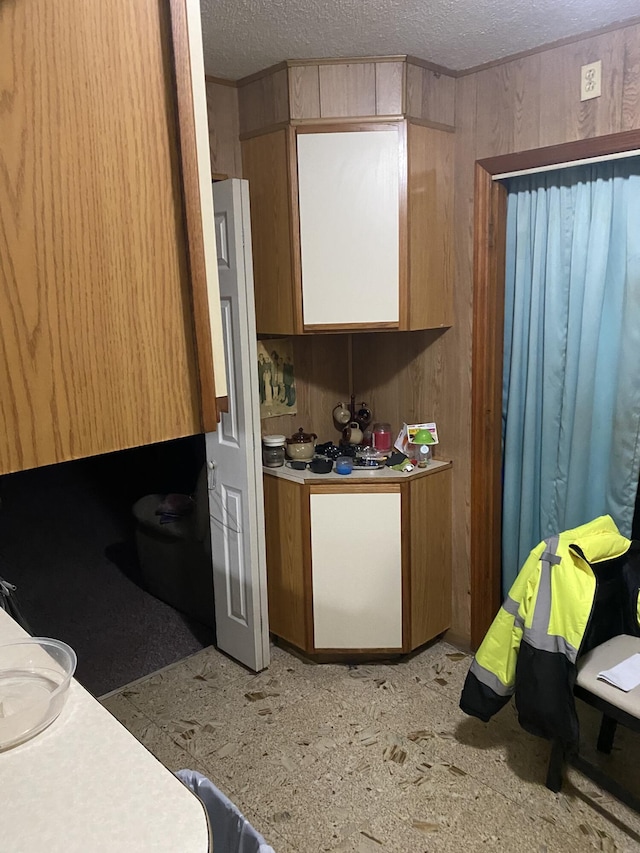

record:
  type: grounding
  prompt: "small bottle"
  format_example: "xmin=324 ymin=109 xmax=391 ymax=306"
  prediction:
xmin=412 ymin=429 xmax=434 ymax=468
xmin=262 ymin=434 xmax=286 ymax=468
xmin=417 ymin=443 xmax=432 ymax=468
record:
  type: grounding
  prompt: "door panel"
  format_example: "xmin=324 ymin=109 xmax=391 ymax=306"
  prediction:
xmin=208 ymin=179 xmax=269 ymax=671
xmin=297 ymin=129 xmax=400 ymax=326
xmin=0 ymin=0 xmax=208 ymax=474
xmin=311 ymin=491 xmax=403 ymax=649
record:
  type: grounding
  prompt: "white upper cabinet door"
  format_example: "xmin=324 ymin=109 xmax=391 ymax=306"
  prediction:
xmin=297 ymin=130 xmax=400 ymax=327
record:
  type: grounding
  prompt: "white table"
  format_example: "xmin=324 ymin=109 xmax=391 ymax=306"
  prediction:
xmin=0 ymin=609 xmax=210 ymax=852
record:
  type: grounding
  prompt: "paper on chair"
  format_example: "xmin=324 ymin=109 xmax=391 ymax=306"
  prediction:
xmin=597 ymin=653 xmax=640 ymax=692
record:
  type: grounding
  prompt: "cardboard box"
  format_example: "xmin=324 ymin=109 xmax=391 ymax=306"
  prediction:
xmin=394 ymin=422 xmax=439 ymax=455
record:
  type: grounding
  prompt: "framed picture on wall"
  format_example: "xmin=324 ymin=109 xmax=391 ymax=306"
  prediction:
xmin=257 ymin=338 xmax=297 ymax=419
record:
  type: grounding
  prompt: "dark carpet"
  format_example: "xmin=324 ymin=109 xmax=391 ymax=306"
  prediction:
xmin=0 ymin=437 xmax=215 ymax=697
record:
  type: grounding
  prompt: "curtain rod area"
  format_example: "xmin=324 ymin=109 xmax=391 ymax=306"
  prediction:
xmin=493 ymin=148 xmax=640 ymax=181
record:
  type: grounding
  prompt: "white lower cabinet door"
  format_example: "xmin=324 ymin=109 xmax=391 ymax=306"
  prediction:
xmin=310 ymin=491 xmax=403 ymax=649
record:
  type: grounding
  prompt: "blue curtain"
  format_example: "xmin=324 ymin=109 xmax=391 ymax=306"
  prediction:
xmin=502 ymin=158 xmax=640 ymax=594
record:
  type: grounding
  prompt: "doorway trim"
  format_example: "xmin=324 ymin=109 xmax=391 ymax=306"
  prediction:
xmin=470 ymin=128 xmax=640 ymax=649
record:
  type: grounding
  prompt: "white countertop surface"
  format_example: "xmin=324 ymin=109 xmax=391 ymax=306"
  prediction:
xmin=0 ymin=609 xmax=210 ymax=853
xmin=264 ymin=457 xmax=451 ymax=484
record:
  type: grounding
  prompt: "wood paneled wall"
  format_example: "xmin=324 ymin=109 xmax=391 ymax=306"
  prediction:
xmin=207 ymin=31 xmax=640 ymax=645
xmin=406 ymin=59 xmax=455 ymax=128
xmin=259 ymin=335 xmax=349 ymax=445
xmin=205 ymin=79 xmax=242 ymax=178
xmin=238 ymin=66 xmax=289 ymax=136
xmin=289 ymin=59 xmax=405 ymax=119
xmin=237 ymin=57 xmax=456 ymax=134
xmin=438 ymin=22 xmax=640 ymax=643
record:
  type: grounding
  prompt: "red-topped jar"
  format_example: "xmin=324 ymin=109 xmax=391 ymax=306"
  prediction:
xmin=371 ymin=422 xmax=392 ymax=453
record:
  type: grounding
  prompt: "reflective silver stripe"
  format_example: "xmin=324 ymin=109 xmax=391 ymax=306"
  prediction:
xmin=540 ymin=551 xmax=561 ymax=565
xmin=530 ymin=535 xmax=558 ymax=643
xmin=523 ymin=633 xmax=579 ymax=663
xmin=470 ymin=659 xmax=513 ymax=697
xmin=525 ymin=534 xmax=578 ymax=662
xmin=502 ymin=596 xmax=520 ymax=617
xmin=502 ymin=595 xmax=524 ymax=631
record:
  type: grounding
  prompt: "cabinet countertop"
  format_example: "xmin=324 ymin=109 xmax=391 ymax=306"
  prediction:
xmin=0 ymin=609 xmax=210 ymax=853
xmin=263 ymin=458 xmax=451 ymax=485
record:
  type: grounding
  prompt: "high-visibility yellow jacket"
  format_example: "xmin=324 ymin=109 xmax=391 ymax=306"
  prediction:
xmin=460 ymin=515 xmax=640 ymax=744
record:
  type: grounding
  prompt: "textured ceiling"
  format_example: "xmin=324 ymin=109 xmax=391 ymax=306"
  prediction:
xmin=199 ymin=0 xmax=639 ymax=80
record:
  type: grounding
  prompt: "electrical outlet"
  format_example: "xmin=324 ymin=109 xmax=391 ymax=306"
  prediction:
xmin=581 ymin=60 xmax=602 ymax=101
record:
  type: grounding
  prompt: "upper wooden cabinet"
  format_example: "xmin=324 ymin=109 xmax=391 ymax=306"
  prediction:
xmin=242 ymin=119 xmax=453 ymax=334
xmin=0 ymin=0 xmax=224 ymax=474
xmin=238 ymin=56 xmax=455 ymax=336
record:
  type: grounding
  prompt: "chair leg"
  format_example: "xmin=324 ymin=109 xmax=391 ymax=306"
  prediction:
xmin=546 ymin=738 xmax=566 ymax=793
xmin=596 ymin=714 xmax=618 ymax=754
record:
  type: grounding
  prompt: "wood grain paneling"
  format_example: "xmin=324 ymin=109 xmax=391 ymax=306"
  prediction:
xmin=241 ymin=130 xmax=298 ymax=334
xmin=407 ymin=122 xmax=454 ymax=330
xmin=375 ymin=62 xmax=404 ymax=115
xmin=289 ymin=65 xmax=321 ymax=119
xmin=169 ymin=0 xmax=218 ymax=433
xmin=538 ymin=31 xmax=625 ymax=148
xmin=406 ymin=62 xmax=456 ymax=127
xmin=260 ymin=335 xmax=349 ymax=444
xmin=470 ymin=167 xmax=507 ymax=647
xmin=319 ymin=63 xmax=377 ymax=117
xmin=238 ymin=67 xmax=289 ymax=135
xmin=351 ymin=329 xmax=447 ymax=440
xmin=474 ymin=56 xmax=542 ymax=158
xmin=0 ymin=0 xmax=205 ymax=474
xmin=409 ymin=467 xmax=452 ymax=648
xmin=446 ymin=71 xmax=477 ymax=643
xmin=453 ymin=21 xmax=640 ymax=646
xmin=263 ymin=474 xmax=308 ymax=649
xmin=622 ymin=25 xmax=640 ymax=129
xmin=205 ymin=80 xmax=242 ymax=178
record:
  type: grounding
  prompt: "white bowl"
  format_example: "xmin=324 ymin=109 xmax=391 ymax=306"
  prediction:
xmin=0 ymin=637 xmax=76 ymax=751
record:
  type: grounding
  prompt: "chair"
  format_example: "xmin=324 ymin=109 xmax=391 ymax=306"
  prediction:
xmin=545 ymin=547 xmax=640 ymax=812
xmin=546 ymin=634 xmax=640 ymax=812
xmin=132 ymin=466 xmax=215 ymax=628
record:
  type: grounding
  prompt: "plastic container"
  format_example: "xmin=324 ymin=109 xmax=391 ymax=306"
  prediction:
xmin=411 ymin=428 xmax=435 ymax=468
xmin=0 ymin=637 xmax=76 ymax=750
xmin=335 ymin=456 xmax=353 ymax=475
xmin=354 ymin=447 xmax=387 ymax=469
xmin=262 ymin=434 xmax=286 ymax=468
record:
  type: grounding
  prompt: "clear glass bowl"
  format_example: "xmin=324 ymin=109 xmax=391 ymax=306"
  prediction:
xmin=0 ymin=637 xmax=77 ymax=751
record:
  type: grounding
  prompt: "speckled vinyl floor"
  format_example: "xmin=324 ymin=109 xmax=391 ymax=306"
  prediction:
xmin=100 ymin=641 xmax=640 ymax=852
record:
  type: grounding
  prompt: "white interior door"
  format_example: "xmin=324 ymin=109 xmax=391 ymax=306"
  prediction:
xmin=206 ymin=178 xmax=269 ymax=671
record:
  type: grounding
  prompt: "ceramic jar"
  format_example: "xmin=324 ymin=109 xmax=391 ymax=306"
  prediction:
xmin=262 ymin=434 xmax=286 ymax=467
xmin=285 ymin=427 xmax=317 ymax=461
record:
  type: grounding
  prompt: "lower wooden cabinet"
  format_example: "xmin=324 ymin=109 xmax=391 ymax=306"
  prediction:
xmin=263 ymin=464 xmax=452 ymax=658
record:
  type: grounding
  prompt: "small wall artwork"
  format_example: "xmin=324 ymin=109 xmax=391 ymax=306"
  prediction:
xmin=257 ymin=339 xmax=297 ymax=419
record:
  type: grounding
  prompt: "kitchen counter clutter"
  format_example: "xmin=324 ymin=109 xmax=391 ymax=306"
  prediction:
xmin=0 ymin=609 xmax=210 ymax=853
xmin=265 ymin=457 xmax=451 ymax=484
xmin=263 ymin=458 xmax=452 ymax=660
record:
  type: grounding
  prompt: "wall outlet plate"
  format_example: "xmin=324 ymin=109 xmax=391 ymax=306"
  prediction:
xmin=581 ymin=60 xmax=602 ymax=101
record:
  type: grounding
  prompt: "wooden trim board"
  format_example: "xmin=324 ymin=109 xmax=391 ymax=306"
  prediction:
xmin=470 ymin=129 xmax=640 ymax=648
xmin=168 ymin=0 xmax=218 ymax=431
